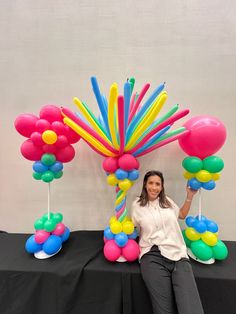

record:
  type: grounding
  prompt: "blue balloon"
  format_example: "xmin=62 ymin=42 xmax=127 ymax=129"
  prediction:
xmin=193 ymin=220 xmax=207 ymax=233
xmin=33 ymin=161 xmax=48 ymax=173
xmin=185 ymin=216 xmax=196 ymax=227
xmin=202 ymin=180 xmax=216 ymax=190
xmin=25 ymin=235 xmax=42 ymax=253
xmin=115 ymin=169 xmax=128 ymax=180
xmin=61 ymin=227 xmax=70 ymax=242
xmin=50 ymin=162 xmax=63 ymax=173
xmin=206 ymin=220 xmax=218 ymax=233
xmin=128 ymin=169 xmax=139 ymax=181
xmin=128 ymin=229 xmax=138 ymax=239
xmin=188 ymin=178 xmax=202 ymax=190
xmin=43 ymin=235 xmax=62 ymax=255
xmin=114 ymin=232 xmax=128 ymax=247
xmin=104 ymin=227 xmax=114 ymax=240
xmin=195 ymin=215 xmax=208 ymax=221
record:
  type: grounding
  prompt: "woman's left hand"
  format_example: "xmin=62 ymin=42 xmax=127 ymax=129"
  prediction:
xmin=186 ymin=186 xmax=198 ymax=200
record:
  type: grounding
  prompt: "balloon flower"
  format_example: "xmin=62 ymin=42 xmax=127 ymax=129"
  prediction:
xmin=61 ymin=76 xmax=190 ymax=262
xmin=15 ymin=105 xmax=80 ymax=258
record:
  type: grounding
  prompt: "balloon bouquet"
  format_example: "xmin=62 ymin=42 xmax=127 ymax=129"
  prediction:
xmin=178 ymin=116 xmax=228 ymax=264
xmin=61 ymin=76 xmax=191 ymax=262
xmin=14 ymin=105 xmax=80 ymax=258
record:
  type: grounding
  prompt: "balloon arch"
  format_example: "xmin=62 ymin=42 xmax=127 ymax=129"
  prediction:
xmin=14 ymin=77 xmax=228 ymax=263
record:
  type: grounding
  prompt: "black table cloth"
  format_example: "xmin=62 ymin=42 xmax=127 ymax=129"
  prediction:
xmin=0 ymin=231 xmax=235 ymax=314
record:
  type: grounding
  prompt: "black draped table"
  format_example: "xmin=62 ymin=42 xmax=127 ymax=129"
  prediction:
xmin=0 ymin=231 xmax=235 ymax=314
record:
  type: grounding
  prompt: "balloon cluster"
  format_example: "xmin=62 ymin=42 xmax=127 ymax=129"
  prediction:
xmin=183 ymin=155 xmax=224 ymax=191
xmin=182 ymin=215 xmax=228 ymax=262
xmin=14 ymin=105 xmax=80 ymax=182
xmin=104 ymin=216 xmax=139 ymax=262
xmin=25 ymin=212 xmax=70 ymax=256
xmin=103 ymin=154 xmax=140 ymax=191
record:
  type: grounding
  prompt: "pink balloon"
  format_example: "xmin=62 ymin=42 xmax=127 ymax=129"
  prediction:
xmin=39 ymin=105 xmax=63 ymax=123
xmin=56 ymin=145 xmax=75 ymax=162
xmin=51 ymin=121 xmax=67 ymax=135
xmin=102 ymin=157 xmax=118 ymax=173
xmin=20 ymin=139 xmax=44 ymax=161
xmin=35 ymin=119 xmax=51 ymax=133
xmin=52 ymin=223 xmax=65 ymax=236
xmin=55 ymin=135 xmax=69 ymax=148
xmin=118 ymin=154 xmax=139 ymax=171
xmin=121 ymin=239 xmax=140 ymax=262
xmin=43 ymin=144 xmax=57 ymax=154
xmin=14 ymin=114 xmax=39 ymax=137
xmin=178 ymin=115 xmax=227 ymax=159
xmin=104 ymin=240 xmax=121 ymax=262
xmin=64 ymin=125 xmax=81 ymax=144
xmin=35 ymin=230 xmax=50 ymax=244
xmin=31 ymin=132 xmax=44 ymax=146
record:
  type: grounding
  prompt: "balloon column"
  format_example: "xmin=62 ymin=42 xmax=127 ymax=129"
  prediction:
xmin=179 ymin=115 xmax=228 ymax=263
xmin=15 ymin=105 xmax=80 ymax=258
xmin=61 ymin=76 xmax=190 ymax=262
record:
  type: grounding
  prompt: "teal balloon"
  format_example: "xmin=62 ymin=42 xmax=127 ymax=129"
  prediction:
xmin=182 ymin=157 xmax=203 ymax=173
xmin=34 ymin=218 xmax=45 ymax=230
xmin=33 ymin=172 xmax=42 ymax=180
xmin=41 ymin=153 xmax=56 ymax=166
xmin=212 ymin=240 xmax=228 ymax=260
xmin=191 ymin=240 xmax=213 ymax=261
xmin=42 ymin=171 xmax=54 ymax=182
xmin=52 ymin=213 xmax=63 ymax=223
xmin=203 ymin=156 xmax=224 ymax=173
xmin=182 ymin=230 xmax=192 ymax=248
xmin=54 ymin=171 xmax=63 ymax=179
xmin=44 ymin=219 xmax=56 ymax=232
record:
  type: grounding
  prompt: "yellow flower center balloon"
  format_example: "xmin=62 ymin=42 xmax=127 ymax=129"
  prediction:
xmin=42 ymin=130 xmax=58 ymax=144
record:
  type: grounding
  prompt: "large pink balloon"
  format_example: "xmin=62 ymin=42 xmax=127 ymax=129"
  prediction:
xmin=56 ymin=145 xmax=75 ymax=162
xmin=121 ymin=239 xmax=140 ymax=262
xmin=104 ymin=240 xmax=121 ymax=261
xmin=20 ymin=139 xmax=44 ymax=161
xmin=14 ymin=114 xmax=39 ymax=137
xmin=39 ymin=105 xmax=63 ymax=123
xmin=178 ymin=115 xmax=226 ymax=159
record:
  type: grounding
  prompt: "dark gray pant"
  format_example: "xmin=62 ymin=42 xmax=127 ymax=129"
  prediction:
xmin=140 ymin=246 xmax=204 ymax=314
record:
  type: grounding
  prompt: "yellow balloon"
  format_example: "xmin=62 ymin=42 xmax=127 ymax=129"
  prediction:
xmin=119 ymin=179 xmax=132 ymax=191
xmin=42 ymin=130 xmax=57 ymax=144
xmin=183 ymin=171 xmax=195 ymax=180
xmin=122 ymin=216 xmax=131 ymax=223
xmin=212 ymin=173 xmax=220 ymax=181
xmin=185 ymin=227 xmax=200 ymax=241
xmin=122 ymin=221 xmax=134 ymax=235
xmin=110 ymin=221 xmax=122 ymax=234
xmin=107 ymin=174 xmax=118 ymax=186
xmin=201 ymin=231 xmax=218 ymax=246
xmin=109 ymin=216 xmax=117 ymax=225
xmin=108 ymin=83 xmax=120 ymax=150
xmin=196 ymin=170 xmax=212 ymax=182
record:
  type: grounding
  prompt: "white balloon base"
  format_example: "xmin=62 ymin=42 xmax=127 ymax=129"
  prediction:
xmin=116 ymin=256 xmax=127 ymax=262
xmin=187 ymin=248 xmax=215 ymax=265
xmin=34 ymin=246 xmax=62 ymax=259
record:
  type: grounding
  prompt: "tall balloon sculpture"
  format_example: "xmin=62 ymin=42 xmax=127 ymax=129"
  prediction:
xmin=61 ymin=77 xmax=190 ymax=262
xmin=15 ymin=105 xmax=80 ymax=258
xmin=179 ymin=116 xmax=228 ymax=264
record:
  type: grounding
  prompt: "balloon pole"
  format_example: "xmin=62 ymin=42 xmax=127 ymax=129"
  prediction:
xmin=198 ymin=188 xmax=202 ymax=220
xmin=48 ymin=182 xmax=51 ymax=220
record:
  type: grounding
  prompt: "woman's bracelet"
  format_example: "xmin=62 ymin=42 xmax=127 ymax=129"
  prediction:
xmin=186 ymin=198 xmax=192 ymax=202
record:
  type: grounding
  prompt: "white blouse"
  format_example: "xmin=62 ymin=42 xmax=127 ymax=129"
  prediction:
xmin=131 ymin=197 xmax=188 ymax=261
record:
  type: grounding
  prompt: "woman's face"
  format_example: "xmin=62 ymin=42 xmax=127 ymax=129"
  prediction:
xmin=145 ymin=175 xmax=163 ymax=201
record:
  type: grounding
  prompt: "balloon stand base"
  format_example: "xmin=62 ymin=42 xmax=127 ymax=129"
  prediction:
xmin=187 ymin=248 xmax=215 ymax=264
xmin=34 ymin=246 xmax=62 ymax=259
xmin=116 ymin=256 xmax=127 ymax=262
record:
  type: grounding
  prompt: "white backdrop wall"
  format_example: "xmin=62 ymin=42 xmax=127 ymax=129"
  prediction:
xmin=0 ymin=0 xmax=235 ymax=239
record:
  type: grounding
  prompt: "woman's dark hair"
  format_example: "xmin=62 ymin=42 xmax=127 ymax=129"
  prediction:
xmin=138 ymin=170 xmax=172 ymax=208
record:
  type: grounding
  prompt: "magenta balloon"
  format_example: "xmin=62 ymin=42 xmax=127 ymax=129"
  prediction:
xmin=56 ymin=145 xmax=75 ymax=162
xmin=14 ymin=114 xmax=38 ymax=137
xmin=65 ymin=125 xmax=81 ymax=144
xmin=20 ymin=139 xmax=44 ymax=161
xmin=35 ymin=119 xmax=51 ymax=133
xmin=178 ymin=115 xmax=226 ymax=159
xmin=51 ymin=121 xmax=67 ymax=135
xmin=43 ymin=144 xmax=57 ymax=154
xmin=55 ymin=135 xmax=69 ymax=148
xmin=39 ymin=105 xmax=63 ymax=123
xmin=31 ymin=132 xmax=44 ymax=146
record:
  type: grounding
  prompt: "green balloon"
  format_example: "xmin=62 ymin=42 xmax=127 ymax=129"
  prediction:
xmin=42 ymin=213 xmax=54 ymax=220
xmin=54 ymin=171 xmax=63 ymax=179
xmin=182 ymin=157 xmax=203 ymax=173
xmin=41 ymin=153 xmax=56 ymax=166
xmin=203 ymin=156 xmax=224 ymax=173
xmin=42 ymin=171 xmax=54 ymax=183
xmin=44 ymin=219 xmax=56 ymax=232
xmin=53 ymin=213 xmax=63 ymax=223
xmin=212 ymin=240 xmax=228 ymax=260
xmin=182 ymin=230 xmax=192 ymax=248
xmin=33 ymin=172 xmax=42 ymax=180
xmin=34 ymin=218 xmax=45 ymax=230
xmin=191 ymin=240 xmax=213 ymax=261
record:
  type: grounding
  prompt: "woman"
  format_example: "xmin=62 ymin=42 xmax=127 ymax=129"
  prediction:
xmin=131 ymin=170 xmax=204 ymax=314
